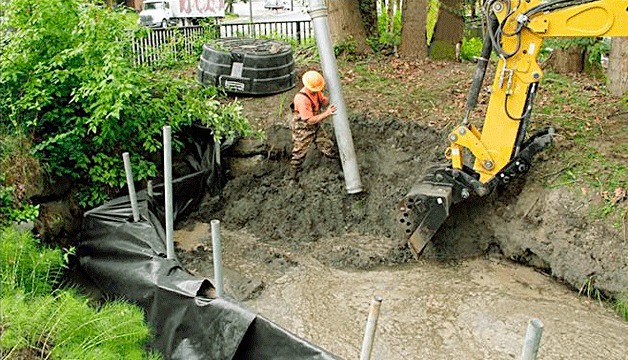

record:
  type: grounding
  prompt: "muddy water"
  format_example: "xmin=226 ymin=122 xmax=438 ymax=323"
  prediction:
xmin=176 ymin=226 xmax=627 ymax=360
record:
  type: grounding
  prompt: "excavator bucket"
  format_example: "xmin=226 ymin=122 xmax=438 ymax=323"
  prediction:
xmin=397 ymin=182 xmax=453 ymax=257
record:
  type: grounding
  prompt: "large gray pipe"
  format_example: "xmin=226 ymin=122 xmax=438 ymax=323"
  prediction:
xmin=308 ymin=0 xmax=363 ymax=194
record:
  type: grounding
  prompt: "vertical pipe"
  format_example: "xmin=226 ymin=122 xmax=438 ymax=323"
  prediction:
xmin=249 ymin=0 xmax=255 ymax=37
xmin=520 ymin=318 xmax=544 ymax=360
xmin=360 ymin=295 xmax=383 ymax=360
xmin=211 ymin=219 xmax=224 ymax=297
xmin=122 ymin=152 xmax=140 ymax=222
xmin=163 ymin=126 xmax=176 ymax=260
xmin=308 ymin=0 xmax=363 ymax=194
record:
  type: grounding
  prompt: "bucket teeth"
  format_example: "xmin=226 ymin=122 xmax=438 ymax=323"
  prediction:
xmin=397 ymin=183 xmax=453 ymax=258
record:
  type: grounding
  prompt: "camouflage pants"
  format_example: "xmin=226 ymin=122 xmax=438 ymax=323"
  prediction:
xmin=290 ymin=114 xmax=336 ymax=169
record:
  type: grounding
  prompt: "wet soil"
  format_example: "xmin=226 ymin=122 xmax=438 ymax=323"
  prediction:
xmin=175 ymin=59 xmax=627 ymax=358
xmin=177 ymin=225 xmax=627 ymax=359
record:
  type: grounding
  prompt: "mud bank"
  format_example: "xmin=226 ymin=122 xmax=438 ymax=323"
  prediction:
xmin=187 ymin=115 xmax=625 ymax=298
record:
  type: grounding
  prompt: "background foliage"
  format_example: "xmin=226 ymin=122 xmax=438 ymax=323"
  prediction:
xmin=0 ymin=0 xmax=253 ymax=208
xmin=0 ymin=226 xmax=159 ymax=359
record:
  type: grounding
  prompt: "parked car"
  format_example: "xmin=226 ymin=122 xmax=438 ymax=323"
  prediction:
xmin=264 ymin=0 xmax=287 ymax=10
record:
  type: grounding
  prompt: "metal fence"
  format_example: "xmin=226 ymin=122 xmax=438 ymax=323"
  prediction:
xmin=132 ymin=25 xmax=211 ymax=67
xmin=219 ymin=20 xmax=313 ymax=44
xmin=132 ymin=20 xmax=313 ymax=66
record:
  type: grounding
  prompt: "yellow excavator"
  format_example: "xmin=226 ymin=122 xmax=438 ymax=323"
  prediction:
xmin=398 ymin=0 xmax=628 ymax=256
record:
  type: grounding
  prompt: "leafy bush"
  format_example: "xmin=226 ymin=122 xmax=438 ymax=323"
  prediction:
xmin=370 ymin=0 xmax=403 ymax=51
xmin=0 ymin=226 xmax=159 ymax=359
xmin=0 ymin=129 xmax=42 ymax=226
xmin=426 ymin=0 xmax=439 ymax=45
xmin=460 ymin=37 xmax=483 ymax=61
xmin=0 ymin=0 xmax=254 ymax=208
xmin=0 ymin=181 xmax=40 ymax=226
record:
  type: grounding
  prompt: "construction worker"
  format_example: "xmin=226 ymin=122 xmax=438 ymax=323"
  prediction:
xmin=289 ymin=70 xmax=337 ymax=182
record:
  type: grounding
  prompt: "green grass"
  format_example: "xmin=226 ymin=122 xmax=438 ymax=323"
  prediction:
xmin=614 ymin=294 xmax=628 ymax=321
xmin=0 ymin=226 xmax=159 ymax=359
xmin=537 ymin=72 xmax=628 ymax=223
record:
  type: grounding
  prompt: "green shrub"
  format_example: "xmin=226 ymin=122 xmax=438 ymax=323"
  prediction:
xmin=426 ymin=0 xmax=439 ymax=45
xmin=0 ymin=226 xmax=159 ymax=359
xmin=0 ymin=178 xmax=40 ymax=227
xmin=0 ymin=0 xmax=254 ymax=208
xmin=460 ymin=37 xmax=483 ymax=61
xmin=372 ymin=1 xmax=403 ymax=50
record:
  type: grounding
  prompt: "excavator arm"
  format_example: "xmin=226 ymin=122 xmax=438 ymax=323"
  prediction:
xmin=399 ymin=0 xmax=628 ymax=256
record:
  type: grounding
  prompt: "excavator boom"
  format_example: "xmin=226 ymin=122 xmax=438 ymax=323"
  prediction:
xmin=400 ymin=0 xmax=628 ymax=257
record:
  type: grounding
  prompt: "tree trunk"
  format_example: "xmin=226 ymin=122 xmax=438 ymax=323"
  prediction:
xmin=547 ymin=47 xmax=585 ymax=74
xmin=608 ymin=37 xmax=628 ymax=96
xmin=399 ymin=0 xmax=428 ymax=59
xmin=387 ymin=0 xmax=394 ymax=32
xmin=429 ymin=0 xmax=464 ymax=60
xmin=326 ymin=0 xmax=369 ymax=53
xmin=358 ymin=0 xmax=378 ymax=38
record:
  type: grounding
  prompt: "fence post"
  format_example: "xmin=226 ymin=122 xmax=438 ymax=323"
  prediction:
xmin=296 ymin=21 xmax=301 ymax=44
xmin=122 ymin=152 xmax=140 ymax=223
xmin=520 ymin=318 xmax=544 ymax=360
xmin=211 ymin=219 xmax=224 ymax=297
xmin=360 ymin=296 xmax=383 ymax=360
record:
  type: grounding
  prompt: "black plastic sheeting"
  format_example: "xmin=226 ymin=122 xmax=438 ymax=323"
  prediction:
xmin=77 ymin=143 xmax=339 ymax=359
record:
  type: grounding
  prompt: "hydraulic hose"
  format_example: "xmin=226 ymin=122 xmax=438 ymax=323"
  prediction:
xmin=464 ymin=15 xmax=499 ymax=123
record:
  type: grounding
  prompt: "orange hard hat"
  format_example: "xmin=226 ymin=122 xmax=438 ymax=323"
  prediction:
xmin=302 ymin=70 xmax=325 ymax=92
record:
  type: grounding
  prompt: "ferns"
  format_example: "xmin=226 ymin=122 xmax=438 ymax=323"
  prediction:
xmin=0 ymin=226 xmax=159 ymax=359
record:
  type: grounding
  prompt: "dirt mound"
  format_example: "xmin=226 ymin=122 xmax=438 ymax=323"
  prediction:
xmin=196 ymin=116 xmax=454 ymax=261
xmin=190 ymin=114 xmax=626 ymax=298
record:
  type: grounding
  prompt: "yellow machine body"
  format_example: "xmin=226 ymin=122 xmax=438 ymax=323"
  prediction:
xmin=400 ymin=0 xmax=628 ymax=257
xmin=447 ymin=0 xmax=628 ymax=183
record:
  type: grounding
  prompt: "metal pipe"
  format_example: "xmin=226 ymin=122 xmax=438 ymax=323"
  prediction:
xmin=308 ymin=0 xmax=363 ymax=194
xmin=520 ymin=318 xmax=544 ymax=360
xmin=211 ymin=219 xmax=224 ymax=297
xmin=360 ymin=295 xmax=383 ymax=360
xmin=163 ymin=126 xmax=176 ymax=260
xmin=249 ymin=0 xmax=255 ymax=36
xmin=122 ymin=152 xmax=140 ymax=222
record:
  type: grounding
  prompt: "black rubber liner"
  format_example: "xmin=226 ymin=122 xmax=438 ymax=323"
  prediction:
xmin=76 ymin=138 xmax=338 ymax=359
